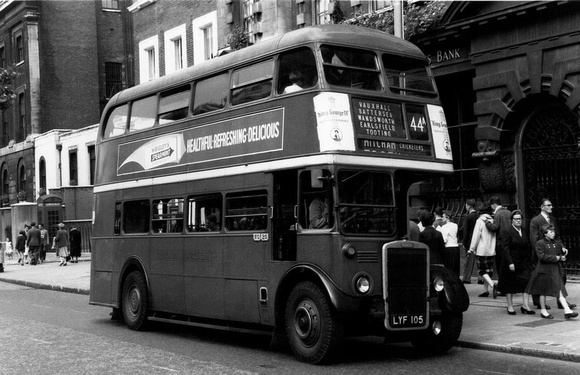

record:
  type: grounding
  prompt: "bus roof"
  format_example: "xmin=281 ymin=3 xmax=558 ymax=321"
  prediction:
xmin=110 ymin=25 xmax=426 ymax=106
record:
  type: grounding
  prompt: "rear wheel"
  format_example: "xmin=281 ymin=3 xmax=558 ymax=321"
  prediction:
xmin=411 ymin=312 xmax=462 ymax=353
xmin=122 ymin=271 xmax=149 ymax=331
xmin=285 ymin=281 xmax=342 ymax=364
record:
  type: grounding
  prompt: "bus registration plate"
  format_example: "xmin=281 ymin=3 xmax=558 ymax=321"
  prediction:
xmin=390 ymin=314 xmax=425 ymax=328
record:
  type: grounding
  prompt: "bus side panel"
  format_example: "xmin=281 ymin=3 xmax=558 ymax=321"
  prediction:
xmin=223 ymin=234 xmax=267 ymax=323
xmin=184 ymin=236 xmax=225 ymax=319
xmin=149 ymin=236 xmax=186 ymax=314
xmin=90 ymin=237 xmax=115 ymax=305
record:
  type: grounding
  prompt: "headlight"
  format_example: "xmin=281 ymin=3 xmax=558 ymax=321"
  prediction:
xmin=433 ymin=277 xmax=444 ymax=292
xmin=352 ymin=273 xmax=373 ymax=295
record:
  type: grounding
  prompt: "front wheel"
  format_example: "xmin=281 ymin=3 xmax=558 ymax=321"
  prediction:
xmin=411 ymin=312 xmax=463 ymax=353
xmin=122 ymin=271 xmax=149 ymax=331
xmin=285 ymin=281 xmax=342 ymax=364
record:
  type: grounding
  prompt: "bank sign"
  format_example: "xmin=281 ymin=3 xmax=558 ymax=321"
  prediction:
xmin=117 ymin=108 xmax=284 ymax=176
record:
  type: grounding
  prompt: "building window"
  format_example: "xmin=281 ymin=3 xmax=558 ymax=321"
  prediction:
xmin=138 ymin=36 xmax=159 ymax=83
xmin=18 ymin=162 xmax=25 ymax=195
xmin=0 ymin=44 xmax=5 ymax=68
xmin=164 ymin=24 xmax=187 ymax=75
xmin=315 ymin=0 xmax=331 ymax=25
xmin=18 ymin=92 xmax=25 ymax=140
xmin=15 ymin=31 xmax=24 ymax=63
xmin=192 ymin=11 xmax=217 ymax=65
xmin=69 ymin=149 xmax=78 ymax=186
xmin=1 ymin=114 xmax=7 ymax=147
xmin=2 ymin=164 xmax=8 ymax=198
xmin=105 ymin=62 xmax=123 ymax=99
xmin=39 ymin=157 xmax=46 ymax=190
xmin=88 ymin=145 xmax=95 ymax=185
xmin=102 ymin=0 xmax=119 ymax=9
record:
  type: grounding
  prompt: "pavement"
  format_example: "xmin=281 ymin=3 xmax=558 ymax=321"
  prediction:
xmin=1 ymin=253 xmax=579 ymax=363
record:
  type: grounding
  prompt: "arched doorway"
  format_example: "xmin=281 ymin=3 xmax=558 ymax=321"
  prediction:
xmin=520 ymin=103 xmax=580 ymax=267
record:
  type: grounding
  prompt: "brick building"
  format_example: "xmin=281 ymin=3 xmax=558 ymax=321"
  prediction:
xmin=0 ymin=0 xmax=133 ymax=242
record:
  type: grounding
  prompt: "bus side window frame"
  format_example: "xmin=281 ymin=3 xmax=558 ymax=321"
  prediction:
xmin=192 ymin=72 xmax=229 ymax=116
xmin=123 ymin=199 xmax=151 ymax=234
xmin=103 ymin=103 xmax=129 ymax=139
xmin=157 ymin=84 xmax=192 ymax=125
xmin=277 ymin=46 xmax=318 ymax=95
xmin=186 ymin=193 xmax=223 ymax=233
xmin=230 ymin=59 xmax=274 ymax=106
xmin=225 ymin=190 xmax=268 ymax=232
xmin=129 ymin=95 xmax=158 ymax=132
xmin=152 ymin=197 xmax=185 ymax=234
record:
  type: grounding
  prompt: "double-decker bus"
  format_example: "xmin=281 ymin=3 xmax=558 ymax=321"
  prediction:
xmin=90 ymin=25 xmax=469 ymax=364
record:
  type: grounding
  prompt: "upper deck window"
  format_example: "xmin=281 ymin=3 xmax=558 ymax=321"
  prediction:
xmin=193 ymin=73 xmax=228 ymax=115
xmin=383 ymin=55 xmax=436 ymax=97
xmin=104 ymin=104 xmax=129 ymax=138
xmin=231 ymin=60 xmax=273 ymax=105
xmin=277 ymin=47 xmax=317 ymax=95
xmin=320 ymin=45 xmax=381 ymax=91
xmin=158 ymin=85 xmax=190 ymax=125
xmin=129 ymin=95 xmax=157 ymax=132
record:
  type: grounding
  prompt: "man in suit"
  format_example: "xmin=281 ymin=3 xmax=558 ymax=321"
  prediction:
xmin=419 ymin=211 xmax=446 ymax=266
xmin=486 ymin=196 xmax=512 ymax=295
xmin=529 ymin=198 xmax=575 ymax=309
xmin=461 ymin=199 xmax=478 ymax=283
xmin=26 ymin=222 xmax=41 ymax=265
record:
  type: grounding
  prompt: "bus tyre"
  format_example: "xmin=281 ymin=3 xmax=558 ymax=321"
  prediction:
xmin=122 ymin=271 xmax=149 ymax=331
xmin=285 ymin=281 xmax=342 ymax=364
xmin=411 ymin=312 xmax=462 ymax=353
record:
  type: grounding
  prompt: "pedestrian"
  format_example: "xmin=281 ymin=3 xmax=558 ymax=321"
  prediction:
xmin=4 ymin=238 xmax=13 ymax=259
xmin=468 ymin=202 xmax=497 ymax=298
xmin=54 ymin=223 xmax=70 ymax=266
xmin=26 ymin=222 xmax=41 ymax=265
xmin=461 ymin=199 xmax=479 ymax=284
xmin=498 ymin=210 xmax=534 ymax=315
xmin=23 ymin=224 xmax=30 ymax=264
xmin=69 ymin=227 xmax=81 ymax=263
xmin=525 ymin=224 xmax=577 ymax=319
xmin=15 ymin=230 xmax=26 ymax=266
xmin=437 ymin=210 xmax=460 ymax=277
xmin=432 ymin=207 xmax=444 ymax=229
xmin=486 ymin=196 xmax=511 ymax=296
xmin=39 ymin=223 xmax=48 ymax=264
xmin=528 ymin=198 xmax=576 ymax=310
xmin=419 ymin=211 xmax=446 ymax=266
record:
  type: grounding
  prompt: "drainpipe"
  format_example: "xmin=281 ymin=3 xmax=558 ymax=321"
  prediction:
xmin=56 ymin=143 xmax=62 ymax=187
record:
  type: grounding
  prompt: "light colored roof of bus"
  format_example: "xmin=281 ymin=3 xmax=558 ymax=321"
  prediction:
xmin=111 ymin=25 xmax=425 ymax=104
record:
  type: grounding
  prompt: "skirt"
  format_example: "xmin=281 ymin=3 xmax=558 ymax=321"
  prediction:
xmin=477 ymin=255 xmax=494 ymax=277
xmin=58 ymin=246 xmax=69 ymax=257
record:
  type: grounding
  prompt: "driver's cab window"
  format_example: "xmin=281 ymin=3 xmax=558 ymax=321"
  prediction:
xmin=300 ymin=169 xmax=333 ymax=230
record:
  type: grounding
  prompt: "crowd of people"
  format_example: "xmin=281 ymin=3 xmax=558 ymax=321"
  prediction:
xmin=414 ymin=197 xmax=577 ymax=320
xmin=6 ymin=222 xmax=82 ymax=267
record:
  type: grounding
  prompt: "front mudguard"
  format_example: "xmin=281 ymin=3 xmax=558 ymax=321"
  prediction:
xmin=431 ymin=265 xmax=470 ymax=312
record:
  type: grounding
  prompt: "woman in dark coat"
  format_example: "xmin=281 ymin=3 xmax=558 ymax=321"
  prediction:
xmin=498 ymin=211 xmax=534 ymax=315
xmin=526 ymin=224 xmax=578 ymax=319
xmin=69 ymin=227 xmax=81 ymax=263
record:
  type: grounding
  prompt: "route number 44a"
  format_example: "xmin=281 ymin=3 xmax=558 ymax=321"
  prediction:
xmin=410 ymin=116 xmax=426 ymax=132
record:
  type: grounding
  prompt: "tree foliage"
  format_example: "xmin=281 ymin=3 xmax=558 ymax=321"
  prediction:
xmin=342 ymin=1 xmax=450 ymax=41
xmin=0 ymin=68 xmax=17 ymax=111
xmin=227 ymin=26 xmax=250 ymax=51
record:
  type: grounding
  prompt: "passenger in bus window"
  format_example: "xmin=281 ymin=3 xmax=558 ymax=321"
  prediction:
xmin=309 ymin=194 xmax=329 ymax=229
xmin=206 ymin=214 xmax=220 ymax=231
xmin=283 ymin=71 xmax=304 ymax=94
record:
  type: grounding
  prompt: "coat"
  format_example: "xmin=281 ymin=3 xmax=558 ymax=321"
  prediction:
xmin=469 ymin=214 xmax=496 ymax=257
xmin=419 ymin=226 xmax=445 ymax=266
xmin=525 ymin=238 xmax=567 ymax=298
xmin=461 ymin=210 xmax=478 ymax=249
xmin=498 ymin=225 xmax=533 ymax=293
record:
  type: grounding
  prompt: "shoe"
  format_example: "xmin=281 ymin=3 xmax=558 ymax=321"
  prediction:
xmin=59 ymin=263 xmax=63 ymax=266
xmin=521 ymin=307 xmax=536 ymax=315
xmin=477 ymin=279 xmax=484 ymax=285
xmin=478 ymin=292 xmax=489 ymax=297
xmin=565 ymin=312 xmax=578 ymax=319
xmin=63 ymin=263 xmax=67 ymax=266
xmin=541 ymin=313 xmax=553 ymax=319
xmin=558 ymin=301 xmax=577 ymax=309
xmin=507 ymin=308 xmax=516 ymax=315
xmin=536 ymin=305 xmax=550 ymax=310
xmin=492 ymin=284 xmax=498 ymax=299
xmin=18 ymin=259 xmax=21 ymax=263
